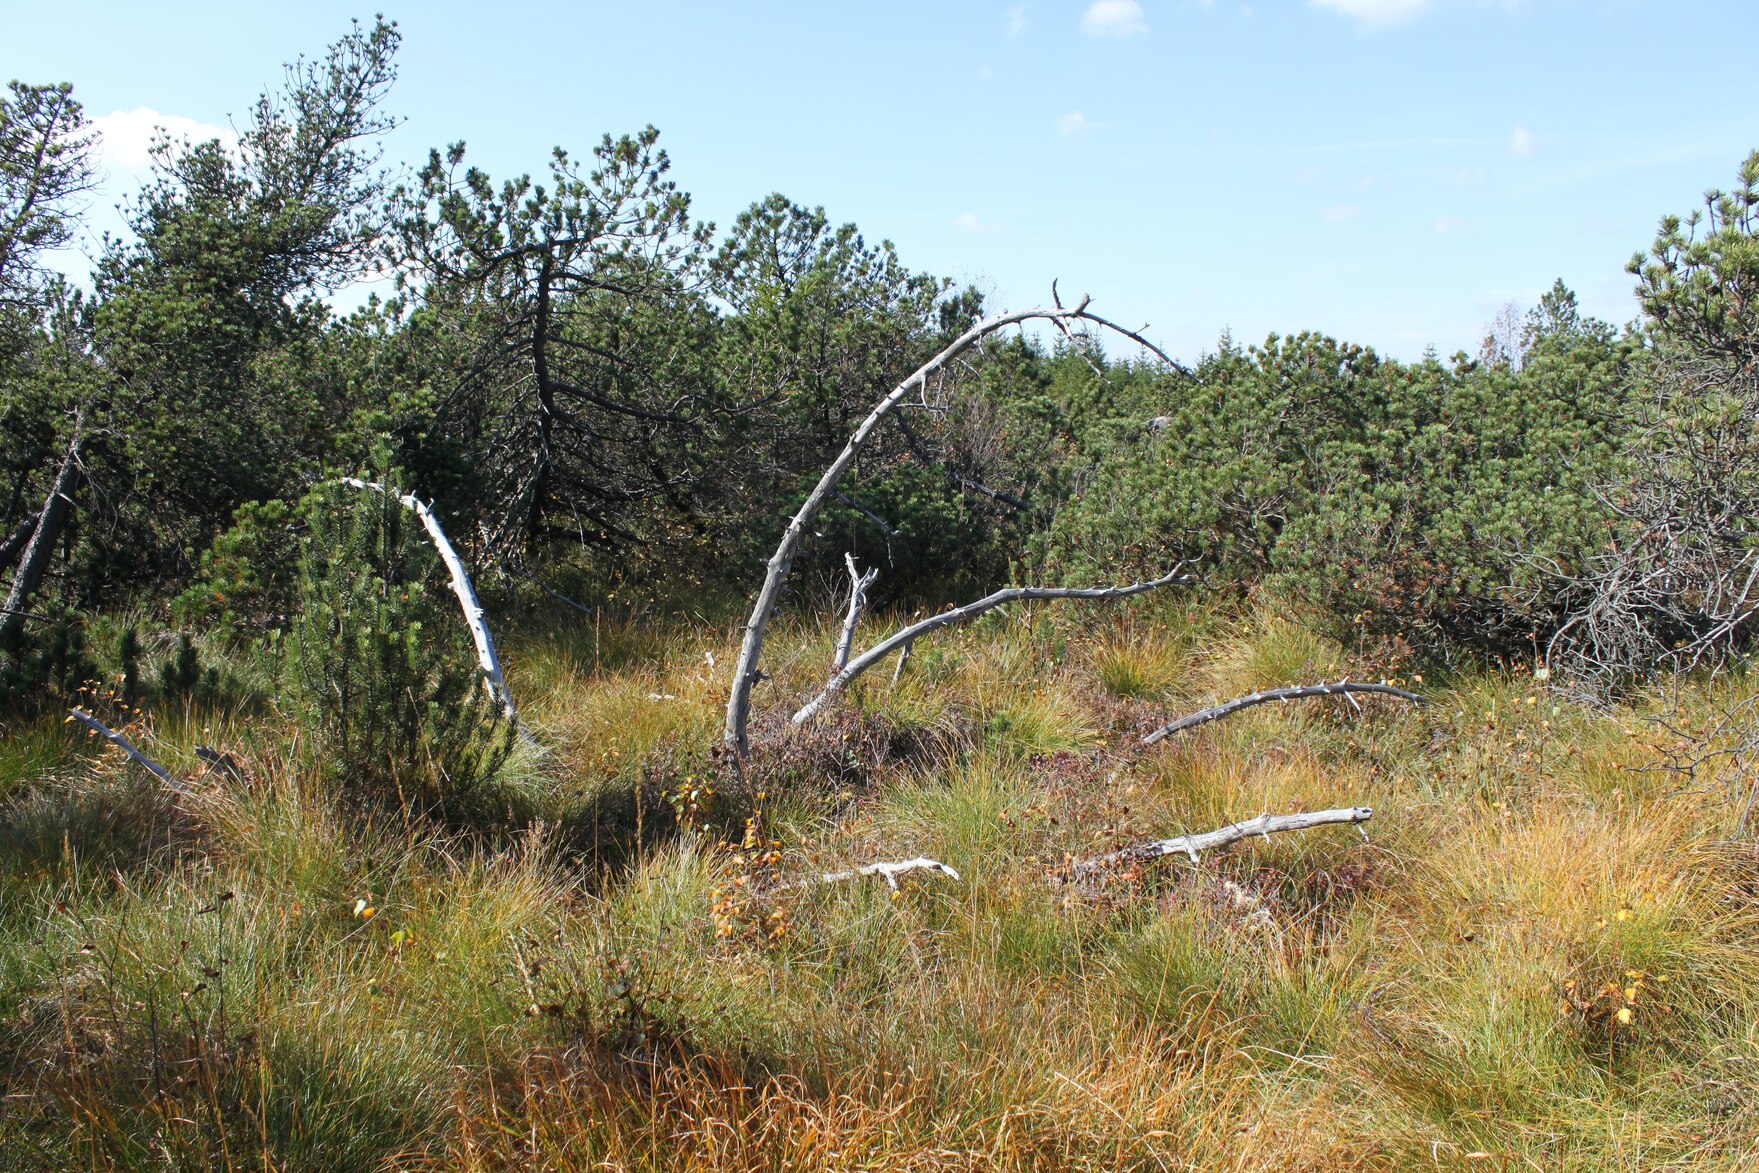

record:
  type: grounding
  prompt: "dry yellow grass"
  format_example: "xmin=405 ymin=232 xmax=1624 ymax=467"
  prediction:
xmin=3 ymin=603 xmax=1758 ymax=1171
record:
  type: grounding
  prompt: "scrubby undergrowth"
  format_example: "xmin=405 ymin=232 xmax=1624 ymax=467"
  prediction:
xmin=3 ymin=601 xmax=1758 ymax=1172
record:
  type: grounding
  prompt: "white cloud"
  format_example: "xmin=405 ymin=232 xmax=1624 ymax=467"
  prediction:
xmin=1508 ymin=126 xmax=1536 ymax=156
xmin=1307 ymin=0 xmax=1432 ymax=27
xmin=1006 ymin=5 xmax=1028 ymax=36
xmin=1082 ymin=0 xmax=1149 ymax=37
xmin=92 ymin=107 xmax=234 ymax=172
xmin=1432 ymin=215 xmax=1470 ymax=234
xmin=1057 ymin=111 xmax=1091 ymax=135
xmin=952 ymin=212 xmax=987 ymax=231
xmin=1319 ymin=204 xmax=1360 ymax=222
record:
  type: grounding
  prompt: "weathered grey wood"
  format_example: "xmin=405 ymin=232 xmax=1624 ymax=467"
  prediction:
xmin=791 ymin=566 xmax=1190 ymax=726
xmin=832 ymin=553 xmax=878 ymax=673
xmin=0 ymin=511 xmax=39 ymax=578
xmin=891 ymin=638 xmax=913 ymax=685
xmin=2 ymin=406 xmax=84 ymax=639
xmin=68 ymin=707 xmax=189 ymax=793
xmin=1070 ymin=807 xmax=1373 ymax=875
xmin=788 ymin=856 xmax=961 ymax=891
xmin=724 ymin=295 xmax=1183 ymax=757
xmin=339 ymin=479 xmax=517 ymax=724
xmin=1142 ymin=680 xmax=1424 ymax=745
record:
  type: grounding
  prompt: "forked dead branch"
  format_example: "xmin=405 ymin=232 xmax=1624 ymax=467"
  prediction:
xmin=1067 ymin=807 xmax=1374 ymax=878
xmin=1142 ymin=680 xmax=1425 ymax=745
xmin=723 ymin=293 xmax=1189 ymax=757
xmin=792 ymin=566 xmax=1192 ymax=726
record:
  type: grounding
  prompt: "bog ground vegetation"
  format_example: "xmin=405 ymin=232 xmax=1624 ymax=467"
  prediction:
xmin=3 ymin=18 xmax=1758 ymax=1171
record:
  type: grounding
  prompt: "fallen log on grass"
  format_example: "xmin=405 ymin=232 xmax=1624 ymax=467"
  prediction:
xmin=1143 ymin=680 xmax=1424 ymax=745
xmin=1069 ymin=807 xmax=1373 ymax=877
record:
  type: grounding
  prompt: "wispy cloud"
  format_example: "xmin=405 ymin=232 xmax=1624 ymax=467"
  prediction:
xmin=1307 ymin=0 xmax=1432 ymax=27
xmin=1432 ymin=215 xmax=1470 ymax=234
xmin=1005 ymin=5 xmax=1028 ymax=37
xmin=1057 ymin=111 xmax=1091 ymax=136
xmin=1508 ymin=126 xmax=1536 ymax=156
xmin=92 ymin=107 xmax=235 ymax=172
xmin=952 ymin=212 xmax=987 ymax=232
xmin=1082 ymin=0 xmax=1149 ymax=37
xmin=1319 ymin=204 xmax=1360 ymax=223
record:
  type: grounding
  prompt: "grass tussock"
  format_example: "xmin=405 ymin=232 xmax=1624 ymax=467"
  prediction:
xmin=3 ymin=603 xmax=1759 ymax=1170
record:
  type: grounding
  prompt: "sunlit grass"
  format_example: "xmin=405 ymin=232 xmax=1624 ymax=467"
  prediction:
xmin=4 ymin=601 xmax=1759 ymax=1170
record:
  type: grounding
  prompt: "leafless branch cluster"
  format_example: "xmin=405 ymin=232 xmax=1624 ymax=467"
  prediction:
xmin=1543 ymin=356 xmax=1759 ymax=697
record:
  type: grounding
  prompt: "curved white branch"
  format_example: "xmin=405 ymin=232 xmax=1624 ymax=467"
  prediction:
xmin=792 ymin=566 xmax=1189 ymax=726
xmin=338 ymin=478 xmax=516 ymax=724
xmin=724 ymin=296 xmax=1179 ymax=756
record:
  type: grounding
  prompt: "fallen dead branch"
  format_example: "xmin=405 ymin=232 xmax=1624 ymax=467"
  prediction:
xmin=1142 ymin=681 xmax=1424 ymax=745
xmin=785 ymin=857 xmax=962 ymax=891
xmin=1069 ymin=807 xmax=1373 ymax=877
xmin=793 ymin=565 xmax=1190 ymax=726
xmin=68 ymin=708 xmax=189 ymax=794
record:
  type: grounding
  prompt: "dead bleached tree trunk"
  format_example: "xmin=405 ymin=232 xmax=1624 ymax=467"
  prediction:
xmin=832 ymin=554 xmax=879 ymax=673
xmin=0 ymin=512 xmax=39 ymax=579
xmin=338 ymin=479 xmax=517 ymax=725
xmin=1069 ymin=807 xmax=1373 ymax=877
xmin=724 ymin=294 xmax=1186 ymax=758
xmin=1 ymin=405 xmax=85 ymax=641
xmin=792 ymin=566 xmax=1190 ymax=726
xmin=1142 ymin=681 xmax=1424 ymax=745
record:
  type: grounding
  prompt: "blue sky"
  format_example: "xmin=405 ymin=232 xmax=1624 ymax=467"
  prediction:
xmin=6 ymin=0 xmax=1756 ymax=361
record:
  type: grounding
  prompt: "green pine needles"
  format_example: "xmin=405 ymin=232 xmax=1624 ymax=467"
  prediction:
xmin=286 ymin=473 xmax=512 ymax=816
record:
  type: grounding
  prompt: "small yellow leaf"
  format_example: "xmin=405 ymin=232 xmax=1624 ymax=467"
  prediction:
xmin=1616 ymin=1007 xmax=1632 ymax=1024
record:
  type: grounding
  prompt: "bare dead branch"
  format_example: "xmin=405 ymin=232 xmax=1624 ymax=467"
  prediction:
xmin=1142 ymin=681 xmax=1425 ymax=745
xmin=68 ymin=708 xmax=189 ymax=794
xmin=786 ymin=857 xmax=961 ymax=891
xmin=793 ymin=565 xmax=1190 ymax=726
xmin=339 ymin=478 xmax=517 ymax=724
xmin=832 ymin=554 xmax=879 ymax=674
xmin=1069 ymin=806 xmax=1373 ymax=877
xmin=727 ymin=296 xmax=1184 ymax=756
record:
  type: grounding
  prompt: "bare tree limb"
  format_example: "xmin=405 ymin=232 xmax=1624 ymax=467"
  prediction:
xmin=338 ymin=479 xmax=517 ymax=724
xmin=724 ymin=296 xmax=1182 ymax=757
xmin=832 ymin=553 xmax=879 ymax=673
xmin=891 ymin=638 xmax=913 ymax=685
xmin=2 ymin=404 xmax=85 ymax=640
xmin=1142 ymin=681 xmax=1425 ymax=745
xmin=793 ymin=565 xmax=1190 ymax=726
xmin=786 ymin=856 xmax=961 ymax=891
xmin=833 ymin=493 xmax=900 ymax=537
xmin=0 ymin=510 xmax=39 ymax=578
xmin=1069 ymin=807 xmax=1373 ymax=876
xmin=68 ymin=708 xmax=189 ymax=794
